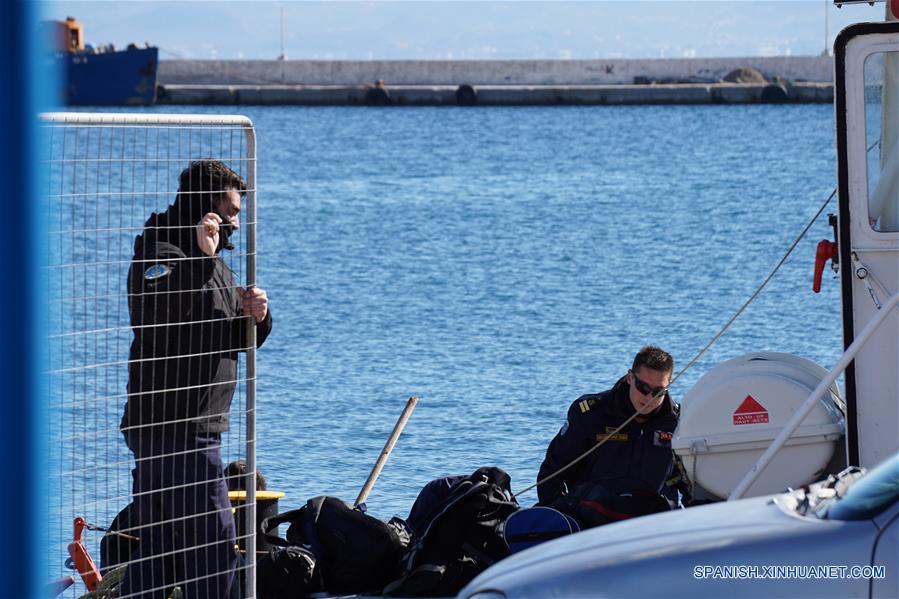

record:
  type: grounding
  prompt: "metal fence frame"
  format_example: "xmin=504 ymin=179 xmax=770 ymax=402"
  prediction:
xmin=40 ymin=111 xmax=259 ymax=597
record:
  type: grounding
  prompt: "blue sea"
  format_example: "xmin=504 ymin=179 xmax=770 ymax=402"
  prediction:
xmin=242 ymin=104 xmax=843 ymax=518
xmin=47 ymin=104 xmax=844 ymax=557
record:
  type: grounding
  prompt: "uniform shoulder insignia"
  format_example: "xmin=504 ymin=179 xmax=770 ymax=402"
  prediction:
xmin=577 ymin=397 xmax=596 ymax=414
xmin=144 ymin=263 xmax=172 ymax=280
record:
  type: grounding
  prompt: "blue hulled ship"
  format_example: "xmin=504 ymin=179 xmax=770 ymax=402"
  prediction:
xmin=43 ymin=17 xmax=158 ymax=106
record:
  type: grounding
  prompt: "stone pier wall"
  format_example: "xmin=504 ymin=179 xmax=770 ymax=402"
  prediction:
xmin=158 ymin=56 xmax=833 ymax=87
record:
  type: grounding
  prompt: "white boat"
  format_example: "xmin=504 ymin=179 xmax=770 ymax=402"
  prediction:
xmin=459 ymin=5 xmax=899 ymax=598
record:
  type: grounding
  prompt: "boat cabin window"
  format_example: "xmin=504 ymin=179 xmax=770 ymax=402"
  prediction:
xmin=865 ymin=51 xmax=899 ymax=232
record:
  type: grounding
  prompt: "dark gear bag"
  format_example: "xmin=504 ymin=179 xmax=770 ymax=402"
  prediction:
xmin=100 ymin=502 xmax=140 ymax=572
xmin=256 ymin=545 xmax=320 ymax=599
xmin=405 ymin=474 xmax=466 ymax=535
xmin=101 ymin=502 xmax=242 ymax=599
xmin=258 ymin=508 xmax=324 ymax=598
xmin=262 ymin=495 xmax=408 ymax=595
xmin=551 ymin=479 xmax=671 ymax=530
xmin=384 ymin=466 xmax=520 ymax=597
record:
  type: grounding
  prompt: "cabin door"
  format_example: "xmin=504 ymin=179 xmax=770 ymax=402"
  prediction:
xmin=834 ymin=19 xmax=899 ymax=469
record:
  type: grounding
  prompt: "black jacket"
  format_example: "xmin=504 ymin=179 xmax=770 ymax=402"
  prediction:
xmin=122 ymin=205 xmax=272 ymax=436
xmin=536 ymin=377 xmax=679 ymax=505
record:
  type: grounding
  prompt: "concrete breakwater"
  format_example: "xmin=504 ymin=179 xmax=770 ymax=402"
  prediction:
xmin=157 ymin=56 xmax=834 ymax=105
xmin=157 ymin=82 xmax=832 ymax=106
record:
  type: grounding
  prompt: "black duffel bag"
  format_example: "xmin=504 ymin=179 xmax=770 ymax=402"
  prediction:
xmin=261 ymin=495 xmax=408 ymax=595
xmin=256 ymin=545 xmax=321 ymax=599
xmin=384 ymin=466 xmax=520 ymax=597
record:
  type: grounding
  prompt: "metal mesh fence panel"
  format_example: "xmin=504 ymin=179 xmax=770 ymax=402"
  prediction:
xmin=40 ymin=112 xmax=259 ymax=599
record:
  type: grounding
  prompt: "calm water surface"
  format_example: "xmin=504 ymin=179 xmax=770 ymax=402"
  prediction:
xmin=66 ymin=104 xmax=846 ymax=522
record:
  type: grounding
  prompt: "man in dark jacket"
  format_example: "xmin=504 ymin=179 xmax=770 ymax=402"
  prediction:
xmin=536 ymin=346 xmax=683 ymax=511
xmin=120 ymin=160 xmax=273 ymax=598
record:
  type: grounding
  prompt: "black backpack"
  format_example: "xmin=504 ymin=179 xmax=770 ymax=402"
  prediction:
xmin=256 ymin=545 xmax=321 ymax=599
xmin=101 ymin=501 xmax=243 ymax=599
xmin=384 ymin=466 xmax=520 ymax=597
xmin=260 ymin=495 xmax=408 ymax=595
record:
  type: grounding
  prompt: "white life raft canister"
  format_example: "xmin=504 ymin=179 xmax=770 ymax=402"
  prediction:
xmin=672 ymin=352 xmax=845 ymax=500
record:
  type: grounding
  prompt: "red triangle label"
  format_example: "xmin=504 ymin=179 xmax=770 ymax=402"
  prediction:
xmin=734 ymin=395 xmax=767 ymax=415
xmin=732 ymin=395 xmax=770 ymax=425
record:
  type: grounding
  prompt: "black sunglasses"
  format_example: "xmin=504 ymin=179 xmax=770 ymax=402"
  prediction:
xmin=630 ymin=371 xmax=668 ymax=398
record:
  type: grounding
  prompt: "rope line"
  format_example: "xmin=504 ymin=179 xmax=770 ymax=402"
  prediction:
xmin=671 ymin=186 xmax=836 ymax=386
xmin=514 ymin=182 xmax=841 ymax=500
xmin=84 ymin=521 xmax=140 ymax=542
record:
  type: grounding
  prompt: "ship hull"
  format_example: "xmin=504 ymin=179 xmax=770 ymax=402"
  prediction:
xmin=60 ymin=46 xmax=158 ymax=106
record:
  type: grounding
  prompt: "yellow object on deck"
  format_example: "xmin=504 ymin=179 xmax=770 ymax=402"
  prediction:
xmin=228 ymin=490 xmax=286 ymax=502
xmin=228 ymin=490 xmax=287 ymax=553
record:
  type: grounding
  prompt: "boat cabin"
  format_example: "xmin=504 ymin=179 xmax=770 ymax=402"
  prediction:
xmin=40 ymin=17 xmax=84 ymax=53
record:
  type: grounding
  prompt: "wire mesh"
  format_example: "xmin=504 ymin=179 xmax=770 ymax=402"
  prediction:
xmin=40 ymin=112 xmax=258 ymax=599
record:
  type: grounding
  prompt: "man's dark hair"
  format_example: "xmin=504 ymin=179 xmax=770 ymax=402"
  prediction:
xmin=174 ymin=159 xmax=246 ymax=223
xmin=632 ymin=345 xmax=674 ymax=375
xmin=179 ymin=159 xmax=246 ymax=195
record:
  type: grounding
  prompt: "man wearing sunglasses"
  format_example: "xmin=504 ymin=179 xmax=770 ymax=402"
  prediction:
xmin=536 ymin=346 xmax=685 ymax=512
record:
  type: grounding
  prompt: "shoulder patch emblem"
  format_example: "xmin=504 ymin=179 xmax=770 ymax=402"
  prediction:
xmin=559 ymin=420 xmax=570 ymax=436
xmin=654 ymin=430 xmax=673 ymax=447
xmin=144 ymin=264 xmax=172 ymax=281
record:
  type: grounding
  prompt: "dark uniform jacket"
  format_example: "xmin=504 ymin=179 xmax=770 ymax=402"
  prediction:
xmin=122 ymin=205 xmax=272 ymax=436
xmin=536 ymin=376 xmax=680 ymax=505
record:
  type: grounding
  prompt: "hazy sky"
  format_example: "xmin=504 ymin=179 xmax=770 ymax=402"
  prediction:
xmin=42 ymin=1 xmax=886 ymax=60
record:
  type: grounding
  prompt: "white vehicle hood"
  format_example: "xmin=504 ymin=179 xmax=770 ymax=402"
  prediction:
xmin=459 ymin=494 xmax=879 ymax=598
